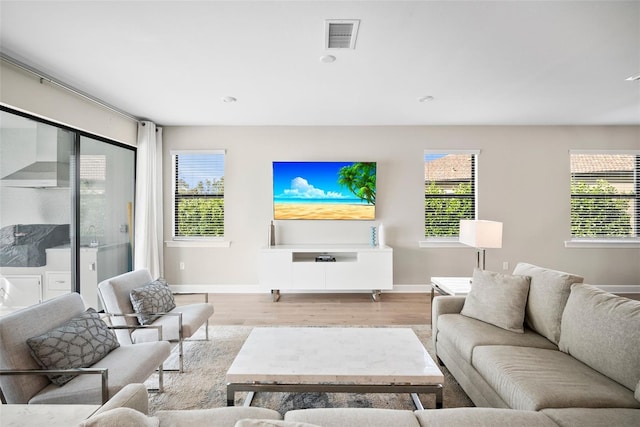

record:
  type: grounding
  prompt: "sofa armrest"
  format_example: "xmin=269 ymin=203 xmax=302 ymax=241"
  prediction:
xmin=0 ymin=368 xmax=108 ymax=404
xmin=431 ymin=296 xmax=467 ymax=354
xmin=92 ymin=383 xmax=149 ymax=416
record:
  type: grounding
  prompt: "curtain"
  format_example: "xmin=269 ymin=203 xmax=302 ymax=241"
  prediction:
xmin=134 ymin=121 xmax=164 ymax=278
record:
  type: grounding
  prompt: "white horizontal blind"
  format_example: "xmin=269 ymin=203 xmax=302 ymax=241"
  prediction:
xmin=570 ymin=152 xmax=639 ymax=238
xmin=424 ymin=151 xmax=477 ymax=237
xmin=173 ymin=150 xmax=225 ymax=238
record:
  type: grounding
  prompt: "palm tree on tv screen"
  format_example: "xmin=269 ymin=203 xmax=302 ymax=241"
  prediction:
xmin=337 ymin=162 xmax=376 ymax=205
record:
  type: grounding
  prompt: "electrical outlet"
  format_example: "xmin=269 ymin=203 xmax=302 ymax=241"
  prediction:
xmin=502 ymin=261 xmax=509 ymax=271
xmin=179 ymin=261 xmax=185 ymax=270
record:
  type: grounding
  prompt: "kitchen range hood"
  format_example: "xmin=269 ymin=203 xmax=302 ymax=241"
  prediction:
xmin=1 ymin=161 xmax=70 ymax=188
xmin=1 ymin=124 xmax=72 ymax=188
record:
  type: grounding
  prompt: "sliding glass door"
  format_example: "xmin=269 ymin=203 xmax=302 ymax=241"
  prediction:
xmin=79 ymin=136 xmax=135 ymax=309
xmin=0 ymin=107 xmax=135 ymax=313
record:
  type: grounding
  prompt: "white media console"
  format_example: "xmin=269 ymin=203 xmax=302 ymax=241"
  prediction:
xmin=259 ymin=244 xmax=393 ymax=302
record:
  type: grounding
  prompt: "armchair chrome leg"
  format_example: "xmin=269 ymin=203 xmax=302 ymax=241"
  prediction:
xmin=179 ymin=337 xmax=184 ymax=373
xmin=149 ymin=363 xmax=164 ymax=394
xmin=206 ymin=319 xmax=209 ymax=340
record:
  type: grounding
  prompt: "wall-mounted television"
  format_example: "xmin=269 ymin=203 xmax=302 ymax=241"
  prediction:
xmin=273 ymin=161 xmax=376 ymax=220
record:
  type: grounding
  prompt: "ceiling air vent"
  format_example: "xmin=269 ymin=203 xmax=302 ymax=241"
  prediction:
xmin=325 ymin=19 xmax=360 ymax=49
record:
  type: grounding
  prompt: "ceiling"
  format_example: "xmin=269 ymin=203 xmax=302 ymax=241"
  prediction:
xmin=1 ymin=1 xmax=639 ymax=126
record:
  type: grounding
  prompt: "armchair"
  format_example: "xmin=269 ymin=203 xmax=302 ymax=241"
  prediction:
xmin=98 ymin=269 xmax=214 ymax=373
xmin=0 ymin=293 xmax=170 ymax=405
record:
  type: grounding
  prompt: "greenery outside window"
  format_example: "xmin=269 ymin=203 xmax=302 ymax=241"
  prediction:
xmin=424 ymin=150 xmax=478 ymax=241
xmin=569 ymin=151 xmax=639 ymax=245
xmin=172 ymin=150 xmax=225 ymax=239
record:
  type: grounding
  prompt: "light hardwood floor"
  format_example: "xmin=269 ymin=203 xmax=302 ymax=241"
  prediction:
xmin=175 ymin=292 xmax=431 ymax=326
xmin=176 ymin=291 xmax=640 ymax=327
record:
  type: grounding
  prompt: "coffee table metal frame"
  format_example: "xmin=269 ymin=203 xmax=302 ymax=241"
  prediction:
xmin=227 ymin=382 xmax=442 ymax=410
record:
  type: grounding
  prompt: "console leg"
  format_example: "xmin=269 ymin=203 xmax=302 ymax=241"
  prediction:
xmin=271 ymin=289 xmax=280 ymax=302
xmin=371 ymin=290 xmax=381 ymax=301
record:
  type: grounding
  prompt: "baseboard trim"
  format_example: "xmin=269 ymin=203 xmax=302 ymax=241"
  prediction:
xmin=170 ymin=284 xmax=431 ymax=294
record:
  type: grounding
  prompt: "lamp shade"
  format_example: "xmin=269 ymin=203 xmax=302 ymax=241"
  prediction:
xmin=459 ymin=220 xmax=503 ymax=249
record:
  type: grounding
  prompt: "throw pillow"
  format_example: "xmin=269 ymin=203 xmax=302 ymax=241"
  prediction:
xmin=460 ymin=268 xmax=531 ymax=333
xmin=513 ymin=262 xmax=584 ymax=345
xmin=26 ymin=308 xmax=120 ymax=386
xmin=130 ymin=279 xmax=176 ymax=325
xmin=558 ymin=284 xmax=640 ymax=392
xmin=79 ymin=407 xmax=159 ymax=427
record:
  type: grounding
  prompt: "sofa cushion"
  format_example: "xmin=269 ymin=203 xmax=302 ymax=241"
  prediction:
xmin=437 ymin=313 xmax=557 ymax=364
xmin=130 ymin=279 xmax=176 ymax=325
xmin=461 ymin=269 xmax=530 ymax=333
xmin=415 ymin=407 xmax=558 ymax=427
xmin=285 ymin=408 xmax=420 ymax=427
xmin=472 ymin=345 xmax=640 ymax=411
xmin=235 ymin=420 xmax=321 ymax=427
xmin=558 ymin=283 xmax=640 ymax=391
xmin=79 ymin=407 xmax=159 ymax=427
xmin=541 ymin=408 xmax=640 ymax=427
xmin=131 ymin=303 xmax=214 ymax=343
xmin=26 ymin=308 xmax=120 ymax=386
xmin=512 ymin=262 xmax=583 ymax=345
xmin=156 ymin=407 xmax=283 ymax=426
xmin=29 ymin=341 xmax=170 ymax=404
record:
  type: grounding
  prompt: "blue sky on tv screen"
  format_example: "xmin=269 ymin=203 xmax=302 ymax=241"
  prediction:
xmin=273 ymin=162 xmax=373 ymax=204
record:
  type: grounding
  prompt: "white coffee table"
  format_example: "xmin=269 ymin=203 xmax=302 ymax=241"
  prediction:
xmin=226 ymin=327 xmax=444 ymax=410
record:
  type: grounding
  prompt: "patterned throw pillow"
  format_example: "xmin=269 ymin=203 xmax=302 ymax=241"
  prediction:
xmin=129 ymin=279 xmax=176 ymax=325
xmin=27 ymin=308 xmax=120 ymax=386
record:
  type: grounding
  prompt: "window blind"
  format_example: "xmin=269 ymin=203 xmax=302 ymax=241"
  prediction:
xmin=424 ymin=152 xmax=476 ymax=237
xmin=570 ymin=153 xmax=639 ymax=238
xmin=173 ymin=151 xmax=225 ymax=238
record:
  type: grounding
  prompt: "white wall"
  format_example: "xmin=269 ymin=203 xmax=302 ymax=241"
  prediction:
xmin=3 ymin=60 xmax=638 ymax=288
xmin=163 ymin=125 xmax=640 ymax=288
xmin=0 ymin=61 xmax=137 ymax=146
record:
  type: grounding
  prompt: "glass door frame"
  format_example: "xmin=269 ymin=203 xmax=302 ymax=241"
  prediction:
xmin=0 ymin=105 xmax=137 ymax=296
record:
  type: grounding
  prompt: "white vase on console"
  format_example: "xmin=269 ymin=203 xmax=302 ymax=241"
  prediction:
xmin=378 ymin=223 xmax=385 ymax=247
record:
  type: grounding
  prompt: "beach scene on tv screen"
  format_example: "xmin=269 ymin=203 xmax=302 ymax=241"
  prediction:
xmin=273 ymin=161 xmax=376 ymax=220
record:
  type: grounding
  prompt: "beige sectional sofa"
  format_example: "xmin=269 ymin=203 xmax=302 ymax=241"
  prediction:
xmin=81 ymin=383 xmax=560 ymax=426
xmin=79 ymin=262 xmax=640 ymax=426
xmin=432 ymin=263 xmax=640 ymax=426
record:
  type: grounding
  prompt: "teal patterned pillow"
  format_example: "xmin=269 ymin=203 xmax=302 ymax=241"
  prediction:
xmin=27 ymin=308 xmax=120 ymax=386
xmin=129 ymin=279 xmax=176 ymax=325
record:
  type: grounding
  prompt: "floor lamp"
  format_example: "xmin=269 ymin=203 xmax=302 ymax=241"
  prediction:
xmin=459 ymin=220 xmax=503 ymax=270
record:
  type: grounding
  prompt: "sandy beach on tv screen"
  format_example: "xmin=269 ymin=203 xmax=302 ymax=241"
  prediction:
xmin=274 ymin=203 xmax=374 ymax=220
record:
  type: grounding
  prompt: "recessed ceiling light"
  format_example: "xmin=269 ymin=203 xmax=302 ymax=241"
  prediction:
xmin=625 ymin=73 xmax=640 ymax=81
xmin=418 ymin=96 xmax=435 ymax=102
xmin=320 ymin=55 xmax=336 ymax=63
xmin=222 ymin=96 xmax=237 ymax=103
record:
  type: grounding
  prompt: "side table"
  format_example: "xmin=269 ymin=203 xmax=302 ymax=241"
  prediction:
xmin=430 ymin=277 xmax=472 ymax=302
xmin=431 ymin=277 xmax=471 ymax=324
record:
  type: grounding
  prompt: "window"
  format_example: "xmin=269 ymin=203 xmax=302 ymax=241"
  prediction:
xmin=424 ymin=151 xmax=477 ymax=239
xmin=570 ymin=151 xmax=639 ymax=240
xmin=172 ymin=150 xmax=225 ymax=238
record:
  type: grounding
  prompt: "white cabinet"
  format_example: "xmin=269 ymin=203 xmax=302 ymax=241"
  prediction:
xmin=44 ymin=271 xmax=72 ymax=300
xmin=0 ymin=275 xmax=42 ymax=311
xmin=260 ymin=245 xmax=393 ymax=301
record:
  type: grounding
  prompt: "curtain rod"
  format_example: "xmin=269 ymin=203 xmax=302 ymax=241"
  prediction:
xmin=1 ymin=52 xmax=141 ymax=123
